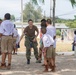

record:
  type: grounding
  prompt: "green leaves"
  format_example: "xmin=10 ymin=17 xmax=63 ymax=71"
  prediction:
xmin=69 ymin=0 xmax=76 ymax=7
xmin=31 ymin=0 xmax=44 ymax=5
xmin=23 ymin=2 xmax=42 ymax=22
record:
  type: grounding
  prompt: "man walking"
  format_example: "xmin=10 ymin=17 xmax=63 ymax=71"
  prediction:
xmin=20 ymin=19 xmax=39 ymax=64
xmin=0 ymin=13 xmax=14 ymax=69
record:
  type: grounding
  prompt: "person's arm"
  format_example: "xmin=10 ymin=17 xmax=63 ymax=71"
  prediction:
xmin=43 ymin=47 xmax=48 ymax=58
xmin=35 ymin=26 xmax=39 ymax=37
xmin=20 ymin=32 xmax=25 ymax=42
xmin=33 ymin=26 xmax=39 ymax=42
xmin=53 ymin=27 xmax=56 ymax=40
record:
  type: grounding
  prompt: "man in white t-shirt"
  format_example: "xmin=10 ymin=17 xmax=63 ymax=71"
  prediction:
xmin=41 ymin=28 xmax=55 ymax=72
xmin=0 ymin=13 xmax=14 ymax=69
xmin=46 ymin=19 xmax=56 ymax=68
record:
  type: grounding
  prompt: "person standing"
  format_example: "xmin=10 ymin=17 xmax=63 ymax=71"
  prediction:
xmin=0 ymin=19 xmax=2 ymax=55
xmin=46 ymin=19 xmax=56 ymax=70
xmin=41 ymin=28 xmax=54 ymax=72
xmin=0 ymin=13 xmax=14 ymax=69
xmin=73 ymin=30 xmax=76 ymax=57
xmin=61 ymin=32 xmax=64 ymax=42
xmin=37 ymin=19 xmax=47 ymax=63
xmin=20 ymin=19 xmax=39 ymax=64
xmin=13 ymin=24 xmax=19 ymax=55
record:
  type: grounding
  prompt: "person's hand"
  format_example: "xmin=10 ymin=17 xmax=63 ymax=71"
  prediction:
xmin=33 ymin=38 xmax=37 ymax=42
xmin=44 ymin=52 xmax=46 ymax=57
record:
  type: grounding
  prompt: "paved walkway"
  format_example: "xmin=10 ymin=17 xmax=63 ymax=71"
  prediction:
xmin=0 ymin=53 xmax=76 ymax=75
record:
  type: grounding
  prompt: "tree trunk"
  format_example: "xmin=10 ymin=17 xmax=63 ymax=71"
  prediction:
xmin=53 ymin=0 xmax=56 ymax=26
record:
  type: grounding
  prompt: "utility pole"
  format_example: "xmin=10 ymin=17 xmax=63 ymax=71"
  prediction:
xmin=50 ymin=0 xmax=52 ymax=18
xmin=53 ymin=0 xmax=56 ymax=26
xmin=21 ymin=0 xmax=24 ymax=31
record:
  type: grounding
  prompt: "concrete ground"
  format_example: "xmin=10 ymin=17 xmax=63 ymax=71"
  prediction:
xmin=0 ymin=53 xmax=76 ymax=75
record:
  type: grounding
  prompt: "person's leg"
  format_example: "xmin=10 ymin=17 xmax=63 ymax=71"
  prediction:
xmin=2 ymin=53 xmax=6 ymax=64
xmin=7 ymin=53 xmax=12 ymax=69
xmin=43 ymin=54 xmax=48 ymax=72
xmin=50 ymin=58 xmax=55 ymax=72
xmin=33 ymin=42 xmax=38 ymax=61
xmin=26 ymin=47 xmax=31 ymax=64
xmin=49 ymin=47 xmax=55 ymax=72
xmin=13 ymin=48 xmax=15 ymax=54
xmin=36 ymin=47 xmax=42 ymax=63
xmin=0 ymin=48 xmax=1 ymax=55
xmin=7 ymin=36 xmax=13 ymax=69
xmin=0 ymin=36 xmax=7 ymax=69
xmin=8 ymin=53 xmax=12 ymax=64
xmin=13 ymin=37 xmax=16 ymax=54
xmin=53 ymin=48 xmax=56 ymax=67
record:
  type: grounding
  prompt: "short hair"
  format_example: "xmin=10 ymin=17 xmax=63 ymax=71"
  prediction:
xmin=46 ymin=19 xmax=52 ymax=24
xmin=74 ymin=30 xmax=76 ymax=35
xmin=28 ymin=19 xmax=33 ymax=23
xmin=41 ymin=19 xmax=46 ymax=22
xmin=41 ymin=21 xmax=47 ymax=28
xmin=41 ymin=27 xmax=47 ymax=34
xmin=4 ymin=13 xmax=11 ymax=20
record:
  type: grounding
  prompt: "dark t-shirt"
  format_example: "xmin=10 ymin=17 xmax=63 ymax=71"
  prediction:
xmin=23 ymin=25 xmax=38 ymax=37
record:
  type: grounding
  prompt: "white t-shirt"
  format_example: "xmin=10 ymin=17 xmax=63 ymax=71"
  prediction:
xmin=13 ymin=28 xmax=18 ymax=37
xmin=0 ymin=20 xmax=14 ymax=35
xmin=42 ymin=34 xmax=54 ymax=48
xmin=46 ymin=25 xmax=56 ymax=48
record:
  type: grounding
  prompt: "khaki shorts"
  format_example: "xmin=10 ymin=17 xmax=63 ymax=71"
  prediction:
xmin=46 ymin=46 xmax=55 ymax=58
xmin=1 ymin=36 xmax=13 ymax=53
xmin=0 ymin=39 xmax=1 ymax=48
xmin=13 ymin=37 xmax=17 ymax=49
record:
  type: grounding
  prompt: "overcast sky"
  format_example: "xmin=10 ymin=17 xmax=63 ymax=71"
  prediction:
xmin=0 ymin=0 xmax=76 ymax=19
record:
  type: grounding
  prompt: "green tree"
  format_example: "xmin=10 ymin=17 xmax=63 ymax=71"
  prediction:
xmin=31 ymin=0 xmax=44 ymax=5
xmin=11 ymin=15 xmax=15 ymax=21
xmin=69 ymin=0 xmax=76 ymax=7
xmin=23 ymin=2 xmax=42 ymax=22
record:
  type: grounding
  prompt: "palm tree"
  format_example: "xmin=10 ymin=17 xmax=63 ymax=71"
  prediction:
xmin=31 ymin=0 xmax=44 ymax=5
xmin=69 ymin=0 xmax=76 ymax=7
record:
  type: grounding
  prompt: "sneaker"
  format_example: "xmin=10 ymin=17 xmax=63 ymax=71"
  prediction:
xmin=36 ymin=60 xmax=41 ymax=63
xmin=27 ymin=59 xmax=30 ymax=64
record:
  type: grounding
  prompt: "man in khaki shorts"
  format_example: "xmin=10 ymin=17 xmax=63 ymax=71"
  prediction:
xmin=0 ymin=19 xmax=2 ymax=55
xmin=0 ymin=13 xmax=14 ymax=69
xmin=46 ymin=19 xmax=56 ymax=69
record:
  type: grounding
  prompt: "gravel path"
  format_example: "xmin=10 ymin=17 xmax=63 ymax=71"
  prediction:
xmin=0 ymin=54 xmax=76 ymax=75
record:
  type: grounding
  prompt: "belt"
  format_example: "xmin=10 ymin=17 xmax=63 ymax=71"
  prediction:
xmin=50 ymin=45 xmax=53 ymax=46
xmin=3 ymin=35 xmax=12 ymax=36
